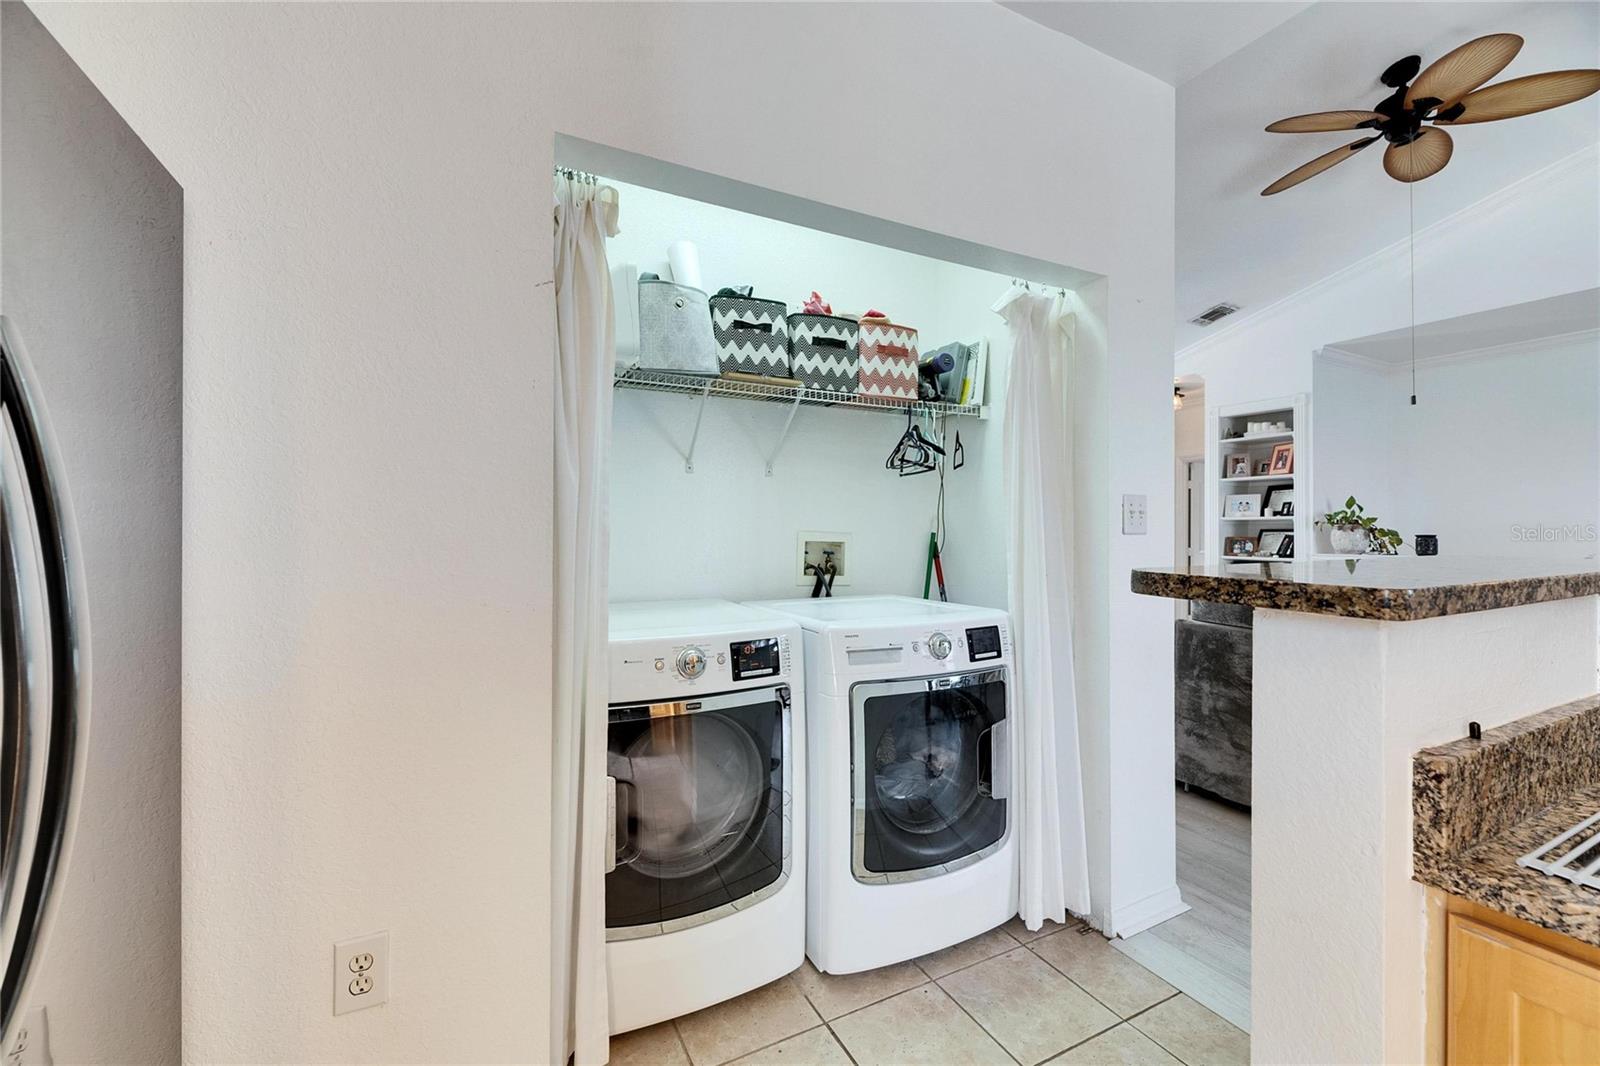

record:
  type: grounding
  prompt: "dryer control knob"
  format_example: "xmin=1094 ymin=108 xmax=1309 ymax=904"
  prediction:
xmin=928 ymin=632 xmax=953 ymax=660
xmin=676 ymin=647 xmax=708 ymax=680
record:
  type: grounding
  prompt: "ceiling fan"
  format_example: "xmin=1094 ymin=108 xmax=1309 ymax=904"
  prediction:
xmin=1260 ymin=34 xmax=1600 ymax=195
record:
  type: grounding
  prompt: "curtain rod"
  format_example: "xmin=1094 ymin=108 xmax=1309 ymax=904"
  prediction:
xmin=1011 ymin=278 xmax=1070 ymax=298
xmin=553 ymin=165 xmax=598 ymax=185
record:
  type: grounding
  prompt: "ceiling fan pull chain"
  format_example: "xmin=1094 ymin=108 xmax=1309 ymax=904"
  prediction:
xmin=1409 ymin=181 xmax=1417 ymax=407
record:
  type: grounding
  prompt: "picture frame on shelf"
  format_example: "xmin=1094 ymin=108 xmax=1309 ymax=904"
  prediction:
xmin=1269 ymin=441 xmax=1294 ymax=475
xmin=1226 ymin=453 xmax=1252 ymax=478
xmin=1225 ymin=535 xmax=1258 ymax=557
xmin=1255 ymin=459 xmax=1272 ymax=475
xmin=1225 ymin=493 xmax=1262 ymax=517
xmin=1264 ymin=486 xmax=1295 ymax=517
xmin=1257 ymin=530 xmax=1291 ymax=558
xmin=1277 ymin=532 xmax=1295 ymax=558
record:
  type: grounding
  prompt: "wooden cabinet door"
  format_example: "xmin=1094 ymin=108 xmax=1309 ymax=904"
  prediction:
xmin=1448 ymin=914 xmax=1600 ymax=1065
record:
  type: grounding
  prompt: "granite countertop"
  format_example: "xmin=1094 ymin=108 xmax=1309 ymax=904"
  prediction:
xmin=1132 ymin=556 xmax=1600 ymax=621
xmin=1413 ymin=695 xmax=1600 ymax=946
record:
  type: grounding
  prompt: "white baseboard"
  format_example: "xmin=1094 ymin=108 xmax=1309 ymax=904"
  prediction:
xmin=1108 ymin=883 xmax=1189 ymax=938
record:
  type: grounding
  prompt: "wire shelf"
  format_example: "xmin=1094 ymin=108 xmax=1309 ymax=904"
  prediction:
xmin=613 ymin=366 xmax=985 ymax=419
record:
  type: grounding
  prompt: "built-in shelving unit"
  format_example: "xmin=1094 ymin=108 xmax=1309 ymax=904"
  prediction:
xmin=613 ymin=365 xmax=986 ymax=475
xmin=1206 ymin=394 xmax=1310 ymax=567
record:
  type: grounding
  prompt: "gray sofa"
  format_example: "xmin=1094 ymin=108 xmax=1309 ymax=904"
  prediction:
xmin=1174 ymin=601 xmax=1252 ymax=807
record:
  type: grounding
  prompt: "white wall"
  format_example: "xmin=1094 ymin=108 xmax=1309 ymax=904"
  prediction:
xmin=1 ymin=5 xmax=181 ymax=1061
xmin=1316 ymin=335 xmax=1600 ymax=560
xmin=1173 ymin=388 xmax=1206 ymax=571
xmin=606 ymin=181 xmax=1014 ymax=608
xmin=1177 ymin=144 xmax=1600 ymax=420
xmin=30 ymin=2 xmax=1177 ymax=1058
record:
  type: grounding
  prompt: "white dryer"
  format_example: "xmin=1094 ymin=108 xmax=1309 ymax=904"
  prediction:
xmin=748 ymin=595 xmax=1015 ymax=974
xmin=605 ymin=599 xmax=805 ymax=1034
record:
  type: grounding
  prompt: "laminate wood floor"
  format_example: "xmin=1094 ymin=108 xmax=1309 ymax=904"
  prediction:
xmin=1111 ymin=788 xmax=1251 ymax=1032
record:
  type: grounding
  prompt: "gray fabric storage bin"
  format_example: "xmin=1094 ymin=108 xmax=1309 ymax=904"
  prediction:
xmin=710 ymin=294 xmax=790 ymax=377
xmin=638 ymin=278 xmax=718 ymax=375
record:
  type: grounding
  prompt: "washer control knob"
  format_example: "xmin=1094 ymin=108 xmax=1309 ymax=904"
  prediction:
xmin=676 ymin=647 xmax=708 ymax=680
xmin=928 ymin=632 xmax=953 ymax=660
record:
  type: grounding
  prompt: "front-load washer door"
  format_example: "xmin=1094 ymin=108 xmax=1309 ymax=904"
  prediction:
xmin=605 ymin=684 xmax=791 ymax=939
xmin=850 ymin=669 xmax=1009 ymax=881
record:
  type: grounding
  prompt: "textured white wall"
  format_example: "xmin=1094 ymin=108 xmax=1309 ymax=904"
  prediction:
xmin=1316 ymin=336 xmax=1600 ymax=560
xmin=607 ymin=180 xmax=1014 ymax=608
xmin=31 ymin=2 xmax=1176 ymax=1058
xmin=1177 ymin=145 xmax=1600 ymax=416
xmin=1 ymin=5 xmax=181 ymax=1061
xmin=1253 ymin=599 xmax=1598 ymax=1064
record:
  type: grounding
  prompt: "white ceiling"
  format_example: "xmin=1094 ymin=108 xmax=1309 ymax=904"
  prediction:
xmin=1325 ymin=288 xmax=1599 ymax=365
xmin=1000 ymin=2 xmax=1312 ymax=85
xmin=1175 ymin=1 xmax=1600 ymax=352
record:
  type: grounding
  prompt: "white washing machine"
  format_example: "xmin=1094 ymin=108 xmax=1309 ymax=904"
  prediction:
xmin=747 ymin=595 xmax=1016 ymax=974
xmin=605 ymin=599 xmax=805 ymax=1034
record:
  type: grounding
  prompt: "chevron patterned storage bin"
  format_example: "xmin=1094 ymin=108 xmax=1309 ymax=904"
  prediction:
xmin=787 ymin=313 xmax=860 ymax=394
xmin=710 ymin=295 xmax=791 ymax=377
xmin=856 ymin=318 xmax=919 ymax=403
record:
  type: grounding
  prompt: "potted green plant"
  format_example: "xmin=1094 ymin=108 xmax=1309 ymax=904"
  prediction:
xmin=1320 ymin=496 xmax=1402 ymax=556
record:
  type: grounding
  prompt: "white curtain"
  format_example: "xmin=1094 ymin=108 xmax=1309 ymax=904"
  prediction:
xmin=551 ymin=174 xmax=619 ymax=1066
xmin=993 ymin=284 xmax=1092 ymax=928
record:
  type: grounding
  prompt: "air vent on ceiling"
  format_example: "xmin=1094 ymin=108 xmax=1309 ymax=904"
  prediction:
xmin=1189 ymin=302 xmax=1240 ymax=327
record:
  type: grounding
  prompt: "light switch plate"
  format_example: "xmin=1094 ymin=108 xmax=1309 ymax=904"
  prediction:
xmin=334 ymin=932 xmax=389 ymax=1015
xmin=1121 ymin=494 xmax=1148 ymax=535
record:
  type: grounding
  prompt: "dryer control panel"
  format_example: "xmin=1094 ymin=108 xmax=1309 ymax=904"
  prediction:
xmin=847 ymin=622 xmax=1011 ymax=671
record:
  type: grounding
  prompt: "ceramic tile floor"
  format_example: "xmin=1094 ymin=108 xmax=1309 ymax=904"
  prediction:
xmin=608 ymin=917 xmax=1249 ymax=1066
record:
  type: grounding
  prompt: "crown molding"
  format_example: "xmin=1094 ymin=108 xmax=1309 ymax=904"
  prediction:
xmin=1176 ymin=142 xmax=1600 ymax=367
xmin=1318 ymin=327 xmax=1599 ymax=376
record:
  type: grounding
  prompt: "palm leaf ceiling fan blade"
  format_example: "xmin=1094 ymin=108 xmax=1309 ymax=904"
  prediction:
xmin=1261 ymin=137 xmax=1377 ymax=196
xmin=1265 ymin=110 xmax=1383 ymax=133
xmin=1383 ymin=127 xmax=1454 ymax=183
xmin=1435 ymin=69 xmax=1600 ymax=124
xmin=1405 ymin=33 xmax=1523 ymax=108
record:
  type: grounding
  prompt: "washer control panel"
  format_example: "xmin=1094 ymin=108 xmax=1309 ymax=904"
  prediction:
xmin=614 ymin=631 xmax=792 ymax=696
xmin=676 ymin=646 xmax=708 ymax=679
xmin=926 ymin=632 xmax=953 ymax=660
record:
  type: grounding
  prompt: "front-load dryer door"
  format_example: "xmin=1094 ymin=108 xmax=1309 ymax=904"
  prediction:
xmin=605 ymin=684 xmax=791 ymax=939
xmin=850 ymin=669 xmax=1009 ymax=882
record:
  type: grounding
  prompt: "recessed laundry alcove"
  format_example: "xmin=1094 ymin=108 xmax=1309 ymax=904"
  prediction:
xmin=555 ymin=136 xmax=1104 ymax=607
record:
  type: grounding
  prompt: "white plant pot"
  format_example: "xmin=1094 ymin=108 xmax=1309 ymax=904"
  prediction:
xmin=1329 ymin=527 xmax=1370 ymax=555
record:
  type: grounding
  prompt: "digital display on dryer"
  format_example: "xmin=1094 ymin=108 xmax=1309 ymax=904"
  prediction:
xmin=730 ymin=637 xmax=781 ymax=680
xmin=966 ymin=626 xmax=1002 ymax=661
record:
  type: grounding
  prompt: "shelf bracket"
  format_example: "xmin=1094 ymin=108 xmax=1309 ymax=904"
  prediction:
xmin=683 ymin=381 xmax=711 ymax=474
xmin=764 ymin=391 xmax=804 ymax=477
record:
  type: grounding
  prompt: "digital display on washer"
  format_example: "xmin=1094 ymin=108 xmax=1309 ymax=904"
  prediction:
xmin=966 ymin=625 xmax=1002 ymax=661
xmin=730 ymin=637 xmax=781 ymax=680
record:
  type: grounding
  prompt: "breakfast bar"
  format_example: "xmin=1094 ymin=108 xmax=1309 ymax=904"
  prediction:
xmin=1133 ymin=557 xmax=1600 ymax=1065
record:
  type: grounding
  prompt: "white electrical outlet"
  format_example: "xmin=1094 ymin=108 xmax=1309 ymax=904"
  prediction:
xmin=334 ymin=932 xmax=389 ymax=1015
xmin=7 ymin=1006 xmax=51 ymax=1066
xmin=1121 ymin=494 xmax=1148 ymax=535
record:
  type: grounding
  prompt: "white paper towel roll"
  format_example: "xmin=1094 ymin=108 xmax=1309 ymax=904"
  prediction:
xmin=667 ymin=240 xmax=704 ymax=292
